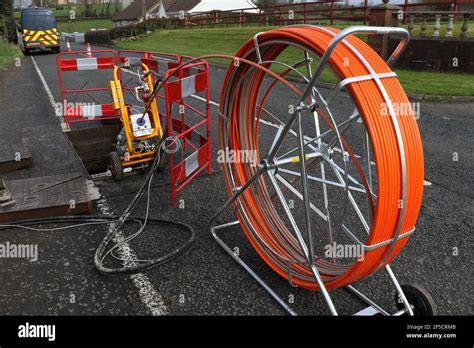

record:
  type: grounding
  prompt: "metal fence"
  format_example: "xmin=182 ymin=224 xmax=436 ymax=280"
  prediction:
xmin=176 ymin=0 xmax=474 ymax=29
xmin=185 ymin=0 xmax=366 ymax=28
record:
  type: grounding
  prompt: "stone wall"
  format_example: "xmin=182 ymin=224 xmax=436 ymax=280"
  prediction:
xmin=389 ymin=37 xmax=474 ymax=73
xmin=366 ymin=1 xmax=474 ymax=73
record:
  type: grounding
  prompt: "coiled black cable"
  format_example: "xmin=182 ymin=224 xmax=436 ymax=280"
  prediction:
xmin=0 ymin=146 xmax=195 ymax=275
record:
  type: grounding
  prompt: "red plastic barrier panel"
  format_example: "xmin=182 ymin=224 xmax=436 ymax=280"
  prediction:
xmin=164 ymin=61 xmax=212 ymax=207
xmin=59 ymin=57 xmax=115 ymax=71
xmin=56 ymin=50 xmax=121 ymax=128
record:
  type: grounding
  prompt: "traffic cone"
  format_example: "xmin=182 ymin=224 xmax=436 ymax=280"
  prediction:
xmin=86 ymin=42 xmax=92 ymax=58
xmin=66 ymin=40 xmax=71 ymax=52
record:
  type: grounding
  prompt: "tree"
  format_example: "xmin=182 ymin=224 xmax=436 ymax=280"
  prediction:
xmin=1 ymin=0 xmax=17 ymax=43
xmin=106 ymin=0 xmax=111 ymax=16
xmin=84 ymin=0 xmax=93 ymax=17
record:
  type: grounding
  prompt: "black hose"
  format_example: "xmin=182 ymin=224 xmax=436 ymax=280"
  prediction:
xmin=93 ymin=146 xmax=193 ymax=275
xmin=0 ymin=147 xmax=195 ymax=276
xmin=0 ymin=214 xmax=195 ymax=275
xmin=3 ymin=64 xmax=195 ymax=276
xmin=94 ymin=68 xmax=190 ymax=275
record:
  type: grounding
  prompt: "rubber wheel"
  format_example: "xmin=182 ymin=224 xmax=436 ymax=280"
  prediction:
xmin=53 ymin=46 xmax=61 ymax=54
xmin=109 ymin=151 xmax=123 ymax=181
xmin=23 ymin=48 xmax=30 ymax=56
xmin=395 ymin=283 xmax=437 ymax=315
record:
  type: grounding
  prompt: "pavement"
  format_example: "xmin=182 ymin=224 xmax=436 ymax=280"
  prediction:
xmin=0 ymin=41 xmax=472 ymax=316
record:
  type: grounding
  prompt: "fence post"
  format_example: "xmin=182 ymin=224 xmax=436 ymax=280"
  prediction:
xmin=304 ymin=3 xmax=307 ymax=25
xmin=420 ymin=15 xmax=427 ymax=37
xmin=279 ymin=5 xmax=282 ymax=26
xmin=330 ymin=0 xmax=334 ymax=25
xmin=364 ymin=0 xmax=368 ymax=25
xmin=432 ymin=14 xmax=441 ymax=37
xmin=403 ymin=0 xmax=408 ymax=24
xmin=461 ymin=13 xmax=470 ymax=39
xmin=408 ymin=14 xmax=415 ymax=35
xmin=368 ymin=0 xmax=402 ymax=60
xmin=446 ymin=14 xmax=454 ymax=37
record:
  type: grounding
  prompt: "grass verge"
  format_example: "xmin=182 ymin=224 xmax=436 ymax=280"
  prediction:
xmin=0 ymin=38 xmax=21 ymax=69
xmin=117 ymin=27 xmax=474 ymax=96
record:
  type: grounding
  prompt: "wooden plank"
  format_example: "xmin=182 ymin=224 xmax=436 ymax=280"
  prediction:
xmin=0 ymin=145 xmax=33 ymax=174
xmin=0 ymin=173 xmax=100 ymax=223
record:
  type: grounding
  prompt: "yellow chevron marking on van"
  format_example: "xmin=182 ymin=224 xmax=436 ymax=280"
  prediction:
xmin=32 ymin=31 xmax=42 ymax=41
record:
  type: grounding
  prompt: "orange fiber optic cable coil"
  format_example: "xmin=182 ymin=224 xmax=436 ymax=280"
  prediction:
xmin=218 ymin=26 xmax=424 ymax=290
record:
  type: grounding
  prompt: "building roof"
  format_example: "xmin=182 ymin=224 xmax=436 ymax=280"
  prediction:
xmin=112 ymin=0 xmax=258 ymax=21
xmin=189 ymin=0 xmax=258 ymax=14
xmin=112 ymin=0 xmax=161 ymax=21
xmin=165 ymin=0 xmax=201 ymax=13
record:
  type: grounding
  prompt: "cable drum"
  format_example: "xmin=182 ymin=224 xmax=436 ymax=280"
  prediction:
xmin=218 ymin=26 xmax=424 ymax=290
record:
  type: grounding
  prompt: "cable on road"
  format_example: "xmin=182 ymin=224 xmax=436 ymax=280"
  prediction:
xmin=0 ymin=137 xmax=195 ymax=275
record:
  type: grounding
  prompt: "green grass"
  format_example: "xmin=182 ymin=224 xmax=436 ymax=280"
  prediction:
xmin=57 ymin=19 xmax=113 ymax=33
xmin=396 ymin=70 xmax=474 ymax=96
xmin=120 ymin=27 xmax=279 ymax=64
xmin=118 ymin=26 xmax=474 ymax=96
xmin=0 ymin=38 xmax=20 ymax=69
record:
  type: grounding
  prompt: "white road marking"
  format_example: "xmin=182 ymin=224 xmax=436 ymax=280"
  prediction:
xmin=31 ymin=56 xmax=69 ymax=131
xmin=424 ymin=180 xmax=432 ymax=186
xmin=31 ymin=55 xmax=167 ymax=316
xmin=31 ymin=56 xmax=56 ymax=110
xmin=190 ymin=93 xmax=219 ymax=107
xmin=96 ymin=198 xmax=168 ymax=316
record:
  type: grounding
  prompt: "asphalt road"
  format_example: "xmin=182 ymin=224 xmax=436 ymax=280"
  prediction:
xmin=0 ymin=41 xmax=472 ymax=316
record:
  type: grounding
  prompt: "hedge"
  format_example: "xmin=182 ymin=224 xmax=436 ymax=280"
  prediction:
xmin=109 ymin=18 xmax=184 ymax=40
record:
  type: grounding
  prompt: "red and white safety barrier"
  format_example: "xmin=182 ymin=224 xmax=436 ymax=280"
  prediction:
xmin=64 ymin=103 xmax=117 ymax=119
xmin=59 ymin=57 xmax=116 ymax=71
xmin=166 ymin=71 xmax=208 ymax=103
xmin=56 ymin=50 xmax=121 ymax=127
xmin=118 ymin=50 xmax=181 ymax=74
xmin=164 ymin=61 xmax=212 ymax=207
